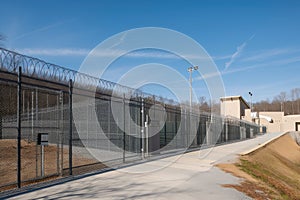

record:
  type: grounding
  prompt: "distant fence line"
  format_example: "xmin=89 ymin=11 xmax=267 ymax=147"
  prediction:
xmin=0 ymin=47 xmax=259 ymax=191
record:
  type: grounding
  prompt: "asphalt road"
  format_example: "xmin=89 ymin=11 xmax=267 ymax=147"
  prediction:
xmin=8 ymin=132 xmax=284 ymax=200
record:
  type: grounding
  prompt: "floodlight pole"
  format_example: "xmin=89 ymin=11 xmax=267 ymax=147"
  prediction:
xmin=69 ymin=79 xmax=73 ymax=175
xmin=187 ymin=66 xmax=198 ymax=147
xmin=249 ymin=92 xmax=253 ymax=112
xmin=188 ymin=66 xmax=199 ymax=109
xmin=249 ymin=92 xmax=254 ymax=123
xmin=17 ymin=66 xmax=22 ymax=188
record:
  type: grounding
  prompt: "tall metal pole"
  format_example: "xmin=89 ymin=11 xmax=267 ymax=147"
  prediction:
xmin=31 ymin=91 xmax=34 ymax=141
xmin=145 ymin=114 xmax=149 ymax=157
xmin=68 ymin=79 xmax=73 ymax=175
xmin=35 ymin=88 xmax=38 ymax=178
xmin=41 ymin=145 xmax=44 ymax=177
xmin=123 ymin=93 xmax=126 ymax=163
xmin=249 ymin=92 xmax=254 ymax=123
xmin=189 ymin=70 xmax=192 ymax=109
xmin=187 ymin=66 xmax=198 ymax=147
xmin=17 ymin=66 xmax=22 ymax=188
xmin=56 ymin=95 xmax=60 ymax=175
xmin=59 ymin=91 xmax=64 ymax=175
xmin=141 ymin=97 xmax=145 ymax=159
xmin=250 ymin=95 xmax=252 ymax=112
xmin=187 ymin=67 xmax=193 ymax=148
xmin=187 ymin=66 xmax=198 ymax=110
xmin=249 ymin=92 xmax=253 ymax=112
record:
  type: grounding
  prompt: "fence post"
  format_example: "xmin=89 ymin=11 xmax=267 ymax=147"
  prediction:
xmin=141 ymin=97 xmax=145 ymax=159
xmin=185 ymin=109 xmax=189 ymax=147
xmin=56 ymin=95 xmax=60 ymax=175
xmin=35 ymin=88 xmax=38 ymax=178
xmin=108 ymin=100 xmax=111 ymax=151
xmin=17 ymin=66 xmax=22 ymax=188
xmin=123 ymin=93 xmax=126 ymax=163
xmin=69 ymin=79 xmax=73 ymax=175
xmin=59 ymin=91 xmax=64 ymax=175
xmin=225 ymin=121 xmax=228 ymax=142
xmin=31 ymin=91 xmax=34 ymax=141
xmin=145 ymin=114 xmax=149 ymax=157
xmin=175 ymin=107 xmax=178 ymax=148
xmin=164 ymin=104 xmax=167 ymax=146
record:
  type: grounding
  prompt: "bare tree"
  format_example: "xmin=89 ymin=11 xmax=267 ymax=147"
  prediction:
xmin=254 ymin=88 xmax=300 ymax=114
xmin=280 ymin=91 xmax=287 ymax=113
xmin=254 ymin=99 xmax=270 ymax=112
xmin=294 ymin=88 xmax=300 ymax=113
xmin=291 ymin=89 xmax=297 ymax=114
xmin=274 ymin=92 xmax=287 ymax=113
xmin=198 ymin=96 xmax=210 ymax=112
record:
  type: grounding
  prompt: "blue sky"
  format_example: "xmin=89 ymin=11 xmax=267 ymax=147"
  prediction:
xmin=1 ymin=0 xmax=300 ymax=103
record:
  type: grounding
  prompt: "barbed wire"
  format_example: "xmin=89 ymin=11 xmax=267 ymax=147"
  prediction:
xmin=0 ymin=47 xmax=180 ymax=105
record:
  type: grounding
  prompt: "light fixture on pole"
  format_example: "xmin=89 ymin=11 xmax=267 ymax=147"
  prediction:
xmin=249 ymin=92 xmax=253 ymax=112
xmin=187 ymin=66 xmax=199 ymax=109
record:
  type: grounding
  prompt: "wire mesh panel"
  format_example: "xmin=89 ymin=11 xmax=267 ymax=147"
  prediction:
xmin=71 ymin=94 xmax=108 ymax=175
xmin=0 ymin=81 xmax=18 ymax=189
xmin=206 ymin=116 xmax=223 ymax=145
xmin=0 ymin=47 xmax=261 ymax=191
xmin=227 ymin=121 xmax=241 ymax=141
xmin=20 ymin=85 xmax=62 ymax=184
xmin=125 ymin=100 xmax=141 ymax=157
xmin=197 ymin=114 xmax=207 ymax=145
xmin=165 ymin=107 xmax=179 ymax=150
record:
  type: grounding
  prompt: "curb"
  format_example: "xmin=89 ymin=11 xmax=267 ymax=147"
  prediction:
xmin=239 ymin=132 xmax=288 ymax=156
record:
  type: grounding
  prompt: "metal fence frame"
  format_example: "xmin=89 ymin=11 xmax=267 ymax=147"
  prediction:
xmin=0 ymin=47 xmax=260 ymax=190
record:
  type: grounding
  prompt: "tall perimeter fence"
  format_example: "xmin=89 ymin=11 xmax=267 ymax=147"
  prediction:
xmin=0 ymin=47 xmax=260 ymax=191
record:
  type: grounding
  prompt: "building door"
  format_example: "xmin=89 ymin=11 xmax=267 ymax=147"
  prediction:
xmin=295 ymin=122 xmax=300 ymax=131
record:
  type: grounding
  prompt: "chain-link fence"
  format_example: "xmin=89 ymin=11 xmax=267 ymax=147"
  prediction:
xmin=0 ymin=47 xmax=260 ymax=191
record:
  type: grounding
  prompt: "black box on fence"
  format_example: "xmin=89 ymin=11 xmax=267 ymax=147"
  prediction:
xmin=37 ymin=133 xmax=49 ymax=146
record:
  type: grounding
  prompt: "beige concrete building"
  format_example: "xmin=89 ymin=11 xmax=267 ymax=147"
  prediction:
xmin=220 ymin=96 xmax=250 ymax=119
xmin=243 ymin=109 xmax=300 ymax=133
xmin=221 ymin=96 xmax=300 ymax=133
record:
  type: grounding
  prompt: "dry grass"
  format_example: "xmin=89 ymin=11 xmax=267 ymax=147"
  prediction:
xmin=0 ymin=139 xmax=105 ymax=191
xmin=217 ymin=134 xmax=300 ymax=200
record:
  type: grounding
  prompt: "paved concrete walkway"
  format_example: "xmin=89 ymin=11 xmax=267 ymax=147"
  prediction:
xmin=9 ymin=132 xmax=284 ymax=200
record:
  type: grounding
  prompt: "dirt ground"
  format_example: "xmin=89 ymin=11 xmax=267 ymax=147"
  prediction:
xmin=0 ymin=139 xmax=105 ymax=191
xmin=217 ymin=133 xmax=300 ymax=200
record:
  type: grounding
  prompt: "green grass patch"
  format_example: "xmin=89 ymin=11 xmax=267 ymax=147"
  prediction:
xmin=237 ymin=159 xmax=292 ymax=200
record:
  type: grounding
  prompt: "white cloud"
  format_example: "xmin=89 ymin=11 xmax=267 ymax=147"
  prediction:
xmin=224 ymin=34 xmax=255 ymax=71
xmin=195 ymin=55 xmax=300 ymax=81
xmin=16 ymin=47 xmax=229 ymax=61
xmin=17 ymin=48 xmax=90 ymax=56
xmin=240 ymin=48 xmax=299 ymax=62
xmin=224 ymin=42 xmax=246 ymax=70
xmin=12 ymin=20 xmax=71 ymax=42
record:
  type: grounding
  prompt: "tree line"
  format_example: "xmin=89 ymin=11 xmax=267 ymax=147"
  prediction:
xmin=253 ymin=88 xmax=300 ymax=115
xmin=196 ymin=88 xmax=300 ymax=116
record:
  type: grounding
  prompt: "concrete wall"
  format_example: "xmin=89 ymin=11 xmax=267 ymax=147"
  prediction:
xmin=221 ymin=99 xmax=240 ymax=119
xmin=259 ymin=112 xmax=284 ymax=133
xmin=240 ymin=100 xmax=249 ymax=118
xmin=282 ymin=115 xmax=300 ymax=132
xmin=243 ymin=109 xmax=251 ymax=122
xmin=222 ymin=96 xmax=300 ymax=133
xmin=243 ymin=109 xmax=300 ymax=133
xmin=220 ymin=96 xmax=250 ymax=119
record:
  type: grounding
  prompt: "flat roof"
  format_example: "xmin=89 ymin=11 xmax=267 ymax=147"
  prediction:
xmin=220 ymin=95 xmax=250 ymax=108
